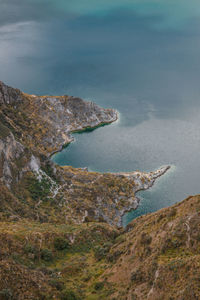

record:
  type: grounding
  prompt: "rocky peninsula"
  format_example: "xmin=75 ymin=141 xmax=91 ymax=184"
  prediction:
xmin=0 ymin=81 xmax=170 ymax=227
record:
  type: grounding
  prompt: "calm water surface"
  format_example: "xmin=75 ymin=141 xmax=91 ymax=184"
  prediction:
xmin=1 ymin=0 xmax=200 ymax=224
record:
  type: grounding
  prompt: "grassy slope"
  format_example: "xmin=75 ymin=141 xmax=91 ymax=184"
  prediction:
xmin=0 ymin=195 xmax=200 ymax=299
xmin=103 ymin=195 xmax=200 ymax=300
xmin=0 ymin=221 xmax=118 ymax=299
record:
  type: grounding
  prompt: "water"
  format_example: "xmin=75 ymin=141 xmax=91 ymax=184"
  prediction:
xmin=1 ymin=0 xmax=200 ymax=224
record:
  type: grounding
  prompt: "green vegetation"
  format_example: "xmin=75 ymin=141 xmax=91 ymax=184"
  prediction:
xmin=25 ymin=174 xmax=51 ymax=201
xmin=41 ymin=161 xmax=58 ymax=182
xmin=94 ymin=242 xmax=113 ymax=261
xmin=94 ymin=282 xmax=104 ymax=291
xmin=48 ymin=279 xmax=64 ymax=291
xmin=41 ymin=249 xmax=53 ymax=262
xmin=54 ymin=237 xmax=70 ymax=251
xmin=0 ymin=289 xmax=13 ymax=300
xmin=0 ymin=121 xmax=10 ymax=139
xmin=131 ymin=269 xmax=145 ymax=283
xmin=0 ymin=220 xmax=119 ymax=299
xmin=61 ymin=289 xmax=81 ymax=300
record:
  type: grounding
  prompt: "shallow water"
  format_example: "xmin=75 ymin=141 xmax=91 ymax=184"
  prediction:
xmin=1 ymin=0 xmax=200 ymax=224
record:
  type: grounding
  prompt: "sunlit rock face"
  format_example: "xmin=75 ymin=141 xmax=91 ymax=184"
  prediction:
xmin=0 ymin=81 xmax=22 ymax=105
xmin=0 ymin=81 xmax=118 ymax=155
xmin=32 ymin=94 xmax=118 ymax=155
xmin=0 ymin=132 xmax=24 ymax=188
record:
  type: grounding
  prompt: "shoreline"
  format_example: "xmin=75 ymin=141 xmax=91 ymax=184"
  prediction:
xmin=50 ymin=110 xmax=119 ymax=159
xmin=117 ymin=165 xmax=171 ymax=227
xmin=49 ymin=109 xmax=171 ymax=228
xmin=122 ymin=165 xmax=172 ymax=227
xmin=0 ymin=80 xmax=172 ymax=228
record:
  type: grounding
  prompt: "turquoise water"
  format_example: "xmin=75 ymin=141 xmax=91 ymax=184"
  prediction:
xmin=1 ymin=1 xmax=200 ymax=223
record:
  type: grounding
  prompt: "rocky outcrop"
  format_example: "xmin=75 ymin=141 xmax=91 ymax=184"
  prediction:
xmin=0 ymin=81 xmax=22 ymax=105
xmin=115 ymin=165 xmax=170 ymax=192
xmin=77 ymin=166 xmax=171 ymax=227
xmin=0 ymin=81 xmax=117 ymax=155
xmin=35 ymin=94 xmax=118 ymax=155
xmin=0 ymin=129 xmax=44 ymax=189
xmin=0 ymin=132 xmax=25 ymax=188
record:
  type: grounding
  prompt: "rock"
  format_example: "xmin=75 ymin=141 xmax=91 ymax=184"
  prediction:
xmin=0 ymin=81 xmax=22 ymax=105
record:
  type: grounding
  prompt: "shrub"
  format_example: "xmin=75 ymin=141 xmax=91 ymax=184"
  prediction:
xmin=140 ymin=233 xmax=152 ymax=245
xmin=41 ymin=162 xmax=58 ymax=182
xmin=26 ymin=175 xmax=51 ymax=201
xmin=161 ymin=238 xmax=182 ymax=254
xmin=157 ymin=214 xmax=165 ymax=223
xmin=131 ymin=269 xmax=145 ymax=283
xmin=144 ymin=246 xmax=152 ymax=257
xmin=94 ymin=281 xmax=104 ymax=290
xmin=39 ymin=267 xmax=53 ymax=275
xmin=41 ymin=249 xmax=53 ymax=262
xmin=167 ymin=208 xmax=177 ymax=218
xmin=61 ymin=290 xmax=80 ymax=300
xmin=54 ymin=237 xmax=69 ymax=251
xmin=0 ymin=289 xmax=13 ymax=300
xmin=131 ymin=294 xmax=138 ymax=300
xmin=94 ymin=246 xmax=106 ymax=261
xmin=49 ymin=279 xmax=64 ymax=291
xmin=24 ymin=244 xmax=37 ymax=255
xmin=94 ymin=242 xmax=113 ymax=261
xmin=107 ymin=250 xmax=122 ymax=263
xmin=126 ymin=223 xmax=135 ymax=232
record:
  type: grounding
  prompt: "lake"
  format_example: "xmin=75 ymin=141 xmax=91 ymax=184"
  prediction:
xmin=1 ymin=0 xmax=200 ymax=224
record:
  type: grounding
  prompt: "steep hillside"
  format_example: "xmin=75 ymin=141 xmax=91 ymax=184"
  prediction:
xmin=103 ymin=195 xmax=200 ymax=300
xmin=0 ymin=195 xmax=200 ymax=299
xmin=1 ymin=81 xmax=198 ymax=300
xmin=0 ymin=221 xmax=119 ymax=300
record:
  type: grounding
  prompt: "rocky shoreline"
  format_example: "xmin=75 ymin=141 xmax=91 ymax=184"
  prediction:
xmin=51 ymin=121 xmax=171 ymax=226
xmin=111 ymin=166 xmax=170 ymax=226
xmin=0 ymin=80 xmax=170 ymax=227
xmin=50 ymin=117 xmax=118 ymax=158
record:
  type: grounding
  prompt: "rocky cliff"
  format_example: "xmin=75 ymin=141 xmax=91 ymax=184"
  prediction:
xmin=0 ymin=81 xmax=118 ymax=155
